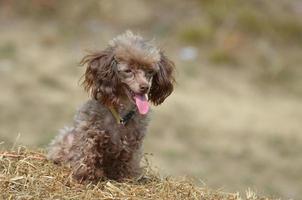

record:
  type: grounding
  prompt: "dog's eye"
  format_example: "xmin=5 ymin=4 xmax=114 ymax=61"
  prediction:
xmin=122 ymin=69 xmax=134 ymax=77
xmin=124 ymin=69 xmax=132 ymax=74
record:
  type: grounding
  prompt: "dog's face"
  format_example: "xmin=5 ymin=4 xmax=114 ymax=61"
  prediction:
xmin=81 ymin=31 xmax=175 ymax=114
xmin=116 ymin=61 xmax=157 ymax=95
xmin=114 ymin=59 xmax=159 ymax=114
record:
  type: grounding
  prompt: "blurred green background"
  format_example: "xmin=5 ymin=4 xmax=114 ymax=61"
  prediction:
xmin=1 ymin=0 xmax=302 ymax=199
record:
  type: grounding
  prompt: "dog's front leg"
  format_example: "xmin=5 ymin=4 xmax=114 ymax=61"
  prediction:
xmin=71 ymin=130 xmax=109 ymax=182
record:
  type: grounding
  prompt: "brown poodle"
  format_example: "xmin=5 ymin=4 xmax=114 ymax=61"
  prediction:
xmin=47 ymin=31 xmax=175 ymax=182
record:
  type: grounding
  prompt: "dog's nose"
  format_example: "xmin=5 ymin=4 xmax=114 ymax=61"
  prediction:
xmin=139 ymin=84 xmax=149 ymax=93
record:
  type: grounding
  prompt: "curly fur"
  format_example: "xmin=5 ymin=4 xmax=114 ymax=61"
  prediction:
xmin=47 ymin=31 xmax=175 ymax=182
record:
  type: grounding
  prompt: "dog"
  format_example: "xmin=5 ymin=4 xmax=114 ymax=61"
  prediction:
xmin=47 ymin=31 xmax=175 ymax=182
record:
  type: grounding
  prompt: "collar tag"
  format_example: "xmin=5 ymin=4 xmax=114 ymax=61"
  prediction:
xmin=109 ymin=106 xmax=136 ymax=126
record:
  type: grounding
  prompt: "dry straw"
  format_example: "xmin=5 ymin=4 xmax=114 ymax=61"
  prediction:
xmin=0 ymin=147 xmax=276 ymax=200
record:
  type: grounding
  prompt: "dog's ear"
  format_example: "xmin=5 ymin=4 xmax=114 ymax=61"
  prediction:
xmin=80 ymin=49 xmax=119 ymax=106
xmin=148 ymin=51 xmax=175 ymax=105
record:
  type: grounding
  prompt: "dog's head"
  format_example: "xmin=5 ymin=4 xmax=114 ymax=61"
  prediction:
xmin=81 ymin=31 xmax=175 ymax=114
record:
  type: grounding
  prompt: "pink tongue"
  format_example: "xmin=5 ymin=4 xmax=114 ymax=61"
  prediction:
xmin=134 ymin=94 xmax=149 ymax=115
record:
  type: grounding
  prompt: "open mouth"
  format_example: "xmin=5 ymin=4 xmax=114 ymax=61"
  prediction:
xmin=128 ymin=90 xmax=149 ymax=115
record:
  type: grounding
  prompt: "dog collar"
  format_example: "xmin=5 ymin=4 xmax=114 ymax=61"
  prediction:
xmin=109 ymin=106 xmax=136 ymax=126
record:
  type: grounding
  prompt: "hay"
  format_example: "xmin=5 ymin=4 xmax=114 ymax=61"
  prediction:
xmin=0 ymin=147 xmax=276 ymax=200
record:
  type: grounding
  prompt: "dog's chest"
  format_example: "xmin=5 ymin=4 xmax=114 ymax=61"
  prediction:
xmin=109 ymin=113 xmax=149 ymax=142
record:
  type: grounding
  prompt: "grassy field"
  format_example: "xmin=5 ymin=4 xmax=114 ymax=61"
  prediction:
xmin=0 ymin=0 xmax=302 ymax=199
